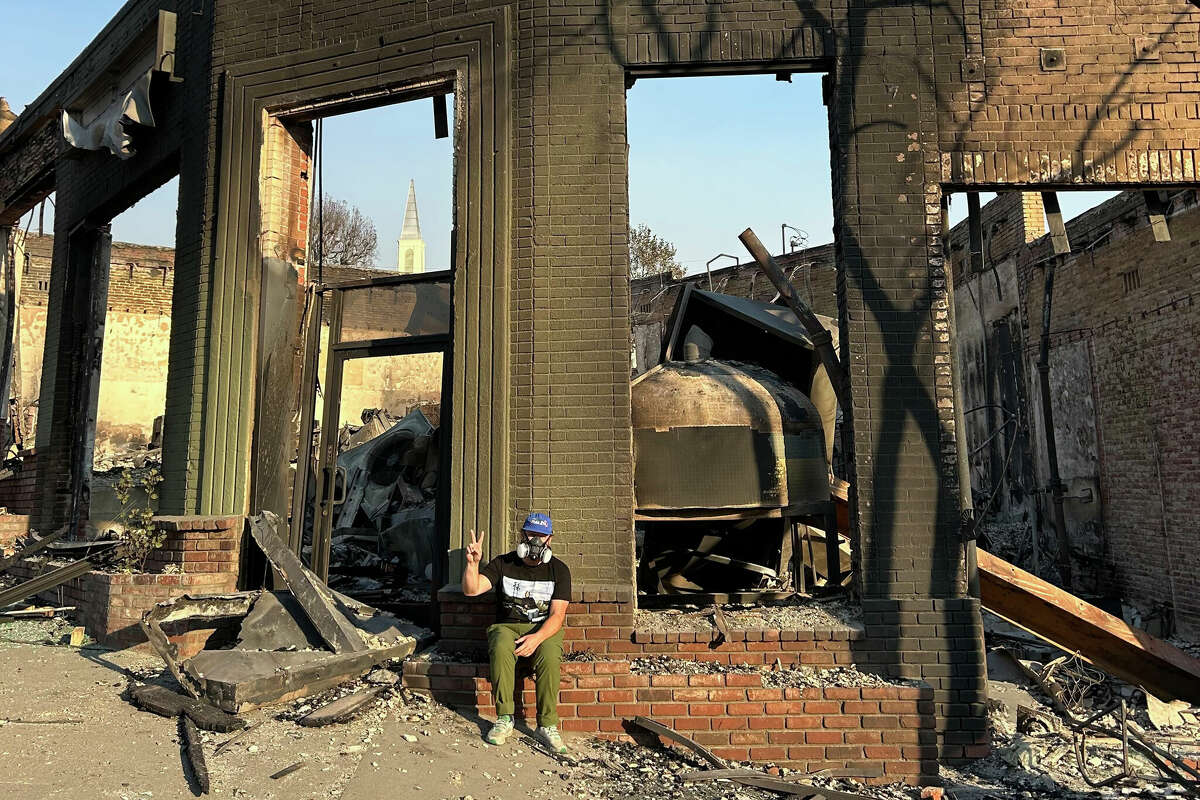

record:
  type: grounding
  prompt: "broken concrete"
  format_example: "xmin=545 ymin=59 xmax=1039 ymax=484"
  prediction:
xmin=139 ymin=513 xmax=432 ymax=713
xmin=247 ymin=512 xmax=366 ymax=654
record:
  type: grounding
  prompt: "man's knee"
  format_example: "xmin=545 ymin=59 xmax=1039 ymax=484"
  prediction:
xmin=532 ymin=634 xmax=563 ymax=665
xmin=488 ymin=624 xmax=518 ymax=653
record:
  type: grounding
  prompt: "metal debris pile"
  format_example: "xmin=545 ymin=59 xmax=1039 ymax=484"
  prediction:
xmin=946 ymin=644 xmax=1200 ymax=799
xmin=319 ymin=408 xmax=441 ymax=598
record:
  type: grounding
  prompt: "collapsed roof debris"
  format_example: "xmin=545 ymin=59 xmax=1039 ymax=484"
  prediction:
xmin=318 ymin=407 xmax=440 ymax=600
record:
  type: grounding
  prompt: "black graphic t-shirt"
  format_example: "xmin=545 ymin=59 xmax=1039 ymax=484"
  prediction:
xmin=479 ymin=552 xmax=572 ymax=624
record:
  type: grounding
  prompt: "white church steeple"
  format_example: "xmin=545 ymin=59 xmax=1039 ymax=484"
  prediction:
xmin=397 ymin=179 xmax=425 ymax=273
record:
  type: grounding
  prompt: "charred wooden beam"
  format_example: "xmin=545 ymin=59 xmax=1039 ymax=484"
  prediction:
xmin=433 ymin=94 xmax=449 ymax=139
xmin=130 ymin=684 xmax=246 ymax=732
xmin=978 ymin=549 xmax=1200 ymax=704
xmin=180 ymin=715 xmax=211 ymax=794
xmin=1041 ymin=192 xmax=1071 ymax=255
xmin=298 ymin=687 xmax=384 ymax=727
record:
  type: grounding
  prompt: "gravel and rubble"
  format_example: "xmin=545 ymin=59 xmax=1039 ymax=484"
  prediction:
xmin=564 ymin=737 xmax=917 ymax=800
xmin=629 ymin=654 xmax=917 ymax=688
xmin=635 ymin=597 xmax=862 ymax=634
xmin=939 ymin=642 xmax=1200 ymax=800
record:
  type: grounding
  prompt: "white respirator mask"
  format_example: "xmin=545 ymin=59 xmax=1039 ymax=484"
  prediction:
xmin=516 ymin=534 xmax=552 ymax=564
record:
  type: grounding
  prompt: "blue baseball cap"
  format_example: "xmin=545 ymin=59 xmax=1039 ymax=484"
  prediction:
xmin=521 ymin=512 xmax=553 ymax=536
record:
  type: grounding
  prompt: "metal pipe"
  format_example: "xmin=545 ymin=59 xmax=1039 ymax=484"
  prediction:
xmin=738 ymin=227 xmax=848 ymax=411
xmin=1037 ymin=255 xmax=1072 ymax=588
xmin=0 ymin=555 xmax=100 ymax=608
xmin=704 ymin=253 xmax=738 ymax=292
xmin=1151 ymin=431 xmax=1182 ymax=629
xmin=781 ymin=223 xmax=805 ymax=254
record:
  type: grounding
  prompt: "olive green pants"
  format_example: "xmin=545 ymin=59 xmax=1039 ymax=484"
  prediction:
xmin=486 ymin=622 xmax=564 ymax=727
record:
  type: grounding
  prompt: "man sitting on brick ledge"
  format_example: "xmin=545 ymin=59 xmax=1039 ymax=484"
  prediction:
xmin=462 ymin=512 xmax=571 ymax=753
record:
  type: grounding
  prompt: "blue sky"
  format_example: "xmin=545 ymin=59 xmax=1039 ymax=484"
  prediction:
xmin=2 ymin=1 xmax=1113 ymax=273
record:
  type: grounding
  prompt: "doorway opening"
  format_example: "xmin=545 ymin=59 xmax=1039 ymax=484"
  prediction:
xmin=278 ymin=87 xmax=457 ymax=621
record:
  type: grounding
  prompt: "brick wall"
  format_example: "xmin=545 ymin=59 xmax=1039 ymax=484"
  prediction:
xmin=403 ymin=657 xmax=936 ymax=782
xmin=438 ymin=585 xmax=866 ymax=667
xmin=0 ymin=513 xmax=31 ymax=550
xmin=0 ymin=449 xmax=37 ymax=515
xmin=1018 ymin=191 xmax=1200 ymax=636
xmin=8 ymin=0 xmax=1198 ymax=769
xmin=947 ymin=190 xmax=1200 ymax=636
xmin=3 ymin=514 xmax=242 ymax=653
xmin=14 ymin=232 xmax=174 ymax=451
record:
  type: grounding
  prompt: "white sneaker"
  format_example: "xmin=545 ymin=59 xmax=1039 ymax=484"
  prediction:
xmin=486 ymin=715 xmax=514 ymax=745
xmin=536 ymin=725 xmax=568 ymax=754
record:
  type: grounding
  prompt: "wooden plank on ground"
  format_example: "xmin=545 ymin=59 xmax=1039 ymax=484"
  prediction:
xmin=978 ymin=548 xmax=1200 ymax=704
xmin=130 ymin=684 xmax=245 ymax=732
xmin=298 ymin=687 xmax=383 ymax=727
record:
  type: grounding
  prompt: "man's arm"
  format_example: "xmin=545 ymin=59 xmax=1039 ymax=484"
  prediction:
xmin=514 ymin=599 xmax=568 ymax=657
xmin=462 ymin=529 xmax=493 ymax=596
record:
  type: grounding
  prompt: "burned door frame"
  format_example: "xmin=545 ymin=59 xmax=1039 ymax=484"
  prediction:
xmin=214 ymin=10 xmax=512 ymax=566
xmin=294 ymin=270 xmax=454 ymax=598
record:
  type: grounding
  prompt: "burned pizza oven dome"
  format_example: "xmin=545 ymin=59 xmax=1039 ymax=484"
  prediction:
xmin=631 ymin=360 xmax=827 ymax=512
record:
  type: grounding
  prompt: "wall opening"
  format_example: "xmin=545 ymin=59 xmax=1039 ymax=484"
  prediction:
xmin=276 ymin=89 xmax=457 ymax=621
xmin=945 ymin=187 xmax=1200 ymax=637
xmin=624 ymin=72 xmax=850 ymax=612
xmin=89 ymin=175 xmax=180 ymax=537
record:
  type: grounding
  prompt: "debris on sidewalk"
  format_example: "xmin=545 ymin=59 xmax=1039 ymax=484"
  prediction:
xmin=138 ymin=512 xmax=432 ymax=713
xmin=945 ymin=635 xmax=1200 ymax=799
xmin=180 ymin=714 xmax=211 ymax=794
xmin=269 ymin=760 xmax=306 ymax=780
xmin=298 ymin=686 xmax=385 ymax=727
xmin=615 ymin=715 xmax=904 ymax=800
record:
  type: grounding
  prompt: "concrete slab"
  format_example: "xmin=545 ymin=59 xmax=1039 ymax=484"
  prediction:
xmin=234 ymin=591 xmax=325 ymax=652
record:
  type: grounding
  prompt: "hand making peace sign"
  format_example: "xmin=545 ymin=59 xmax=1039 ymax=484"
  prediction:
xmin=466 ymin=528 xmax=485 ymax=566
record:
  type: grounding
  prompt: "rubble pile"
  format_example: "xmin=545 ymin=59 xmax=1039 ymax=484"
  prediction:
xmin=629 ymin=655 xmax=915 ymax=689
xmin=320 ymin=408 xmax=441 ymax=597
xmin=947 ymin=643 xmax=1200 ymax=800
xmin=634 ymin=597 xmax=861 ymax=634
xmin=92 ymin=446 xmax=162 ymax=475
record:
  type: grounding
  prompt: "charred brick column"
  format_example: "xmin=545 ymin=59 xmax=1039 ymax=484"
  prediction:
xmin=509 ymin=3 xmax=636 ymax=589
xmin=829 ymin=5 xmax=987 ymax=766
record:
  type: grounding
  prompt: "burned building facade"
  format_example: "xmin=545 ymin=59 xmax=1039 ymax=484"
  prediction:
xmin=2 ymin=0 xmax=1200 ymax=777
xmin=946 ymin=189 xmax=1200 ymax=639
